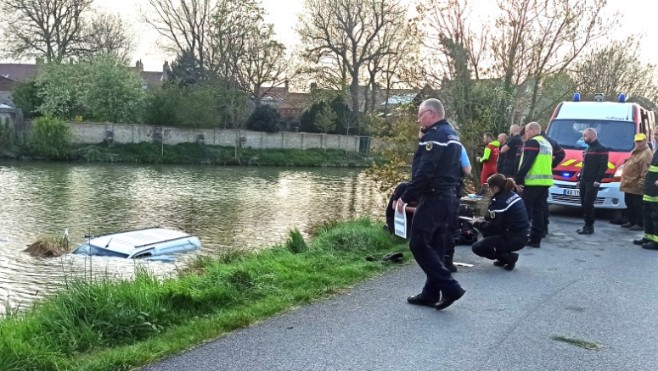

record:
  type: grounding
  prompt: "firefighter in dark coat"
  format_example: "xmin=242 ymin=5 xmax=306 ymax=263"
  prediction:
xmin=471 ymin=174 xmax=530 ymax=270
xmin=395 ymin=98 xmax=465 ymax=311
xmin=576 ymin=128 xmax=609 ymax=234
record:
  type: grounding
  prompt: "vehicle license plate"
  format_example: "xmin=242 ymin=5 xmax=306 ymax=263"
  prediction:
xmin=564 ymin=189 xmax=579 ymax=196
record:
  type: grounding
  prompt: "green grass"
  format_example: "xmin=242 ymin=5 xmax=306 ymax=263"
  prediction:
xmin=60 ymin=143 xmax=374 ymax=167
xmin=0 ymin=219 xmax=407 ymax=370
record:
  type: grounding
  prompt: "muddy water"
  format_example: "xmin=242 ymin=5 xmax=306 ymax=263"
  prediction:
xmin=0 ymin=162 xmax=386 ymax=312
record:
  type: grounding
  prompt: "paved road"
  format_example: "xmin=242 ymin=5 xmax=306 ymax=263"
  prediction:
xmin=144 ymin=208 xmax=658 ymax=371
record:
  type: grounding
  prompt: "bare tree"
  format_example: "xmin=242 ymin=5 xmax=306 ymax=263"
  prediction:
xmin=522 ymin=0 xmax=610 ymax=120
xmin=1 ymin=0 xmax=93 ymax=63
xmin=297 ymin=0 xmax=407 ymax=114
xmin=143 ymin=0 xmax=215 ymax=74
xmin=210 ymin=0 xmax=288 ymax=105
xmin=80 ymin=13 xmax=135 ymax=64
xmin=573 ymin=37 xmax=658 ymax=105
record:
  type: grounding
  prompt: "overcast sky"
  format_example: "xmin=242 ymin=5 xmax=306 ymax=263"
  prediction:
xmin=4 ymin=0 xmax=657 ymax=73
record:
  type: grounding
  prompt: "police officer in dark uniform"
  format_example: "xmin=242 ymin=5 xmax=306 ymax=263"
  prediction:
xmin=471 ymin=174 xmax=529 ymax=270
xmin=395 ymin=98 xmax=465 ymax=311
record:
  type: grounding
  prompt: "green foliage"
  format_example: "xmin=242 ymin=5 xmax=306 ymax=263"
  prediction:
xmin=10 ymin=80 xmax=43 ymax=119
xmin=285 ymin=228 xmax=308 ymax=253
xmin=26 ymin=116 xmax=72 ymax=159
xmin=0 ymin=219 xmax=405 ymax=370
xmin=169 ymin=50 xmax=207 ymax=85
xmin=310 ymin=218 xmax=394 ymax=252
xmin=65 ymin=143 xmax=372 ymax=166
xmin=142 ymin=86 xmax=181 ymax=126
xmin=35 ymin=56 xmax=146 ymax=122
xmin=35 ymin=63 xmax=86 ymax=119
xmin=300 ymin=96 xmax=353 ymax=134
xmin=246 ymin=105 xmax=281 ymax=132
xmin=82 ymin=55 xmax=146 ymax=122
xmin=315 ymin=104 xmax=337 ymax=134
xmin=365 ymin=109 xmax=420 ymax=192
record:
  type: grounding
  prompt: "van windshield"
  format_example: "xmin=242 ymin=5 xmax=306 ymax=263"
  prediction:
xmin=546 ymin=119 xmax=636 ymax=152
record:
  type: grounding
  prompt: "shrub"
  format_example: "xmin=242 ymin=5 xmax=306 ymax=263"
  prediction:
xmin=142 ymin=87 xmax=181 ymax=126
xmin=26 ymin=116 xmax=72 ymax=159
xmin=246 ymin=105 xmax=281 ymax=133
xmin=285 ymin=229 xmax=308 ymax=254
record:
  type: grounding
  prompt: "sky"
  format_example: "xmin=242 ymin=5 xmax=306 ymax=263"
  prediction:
xmin=4 ymin=0 xmax=658 ymax=73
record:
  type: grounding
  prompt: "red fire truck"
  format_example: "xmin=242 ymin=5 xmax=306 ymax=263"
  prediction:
xmin=545 ymin=93 xmax=655 ymax=209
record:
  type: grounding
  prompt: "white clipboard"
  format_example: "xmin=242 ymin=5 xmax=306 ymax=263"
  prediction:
xmin=394 ymin=204 xmax=408 ymax=239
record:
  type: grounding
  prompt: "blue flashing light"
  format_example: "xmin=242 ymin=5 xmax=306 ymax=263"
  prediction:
xmin=561 ymin=172 xmax=572 ymax=178
xmin=573 ymin=92 xmax=581 ymax=102
xmin=618 ymin=93 xmax=626 ymax=103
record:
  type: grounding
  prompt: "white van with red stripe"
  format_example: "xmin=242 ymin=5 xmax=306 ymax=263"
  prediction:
xmin=545 ymin=93 xmax=655 ymax=209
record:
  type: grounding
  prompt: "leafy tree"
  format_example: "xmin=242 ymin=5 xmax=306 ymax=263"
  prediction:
xmin=169 ymin=50 xmax=207 ymax=85
xmin=246 ymin=105 xmax=281 ymax=133
xmin=300 ymin=96 xmax=354 ymax=134
xmin=143 ymin=86 xmax=182 ymax=126
xmin=174 ymin=82 xmax=225 ymax=128
xmin=26 ymin=116 xmax=72 ymax=159
xmin=11 ymin=80 xmax=43 ymax=119
xmin=82 ymin=56 xmax=146 ymax=123
xmin=365 ymin=110 xmax=419 ymax=192
xmin=35 ymin=63 xmax=86 ymax=119
xmin=315 ymin=105 xmax=337 ymax=134
xmin=35 ymin=56 xmax=146 ymax=122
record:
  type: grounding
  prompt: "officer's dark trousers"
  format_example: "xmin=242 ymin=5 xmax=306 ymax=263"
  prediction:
xmin=521 ymin=186 xmax=548 ymax=242
xmin=625 ymin=193 xmax=643 ymax=227
xmin=579 ymin=181 xmax=599 ymax=226
xmin=472 ymin=234 xmax=527 ymax=260
xmin=409 ymin=192 xmax=461 ymax=299
xmin=642 ymin=201 xmax=658 ymax=242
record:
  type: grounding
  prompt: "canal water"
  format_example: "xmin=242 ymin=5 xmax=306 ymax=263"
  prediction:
xmin=0 ymin=162 xmax=387 ymax=312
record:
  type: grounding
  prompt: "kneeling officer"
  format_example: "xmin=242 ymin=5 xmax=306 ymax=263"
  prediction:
xmin=472 ymin=174 xmax=529 ymax=270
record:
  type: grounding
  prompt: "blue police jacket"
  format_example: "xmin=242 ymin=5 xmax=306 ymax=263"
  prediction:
xmin=401 ymin=119 xmax=462 ymax=203
xmin=480 ymin=191 xmax=529 ymax=236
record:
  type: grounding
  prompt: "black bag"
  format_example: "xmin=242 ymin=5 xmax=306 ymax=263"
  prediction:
xmin=454 ymin=204 xmax=478 ymax=245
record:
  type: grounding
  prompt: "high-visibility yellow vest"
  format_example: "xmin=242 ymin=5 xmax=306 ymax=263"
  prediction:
xmin=523 ymin=135 xmax=554 ymax=186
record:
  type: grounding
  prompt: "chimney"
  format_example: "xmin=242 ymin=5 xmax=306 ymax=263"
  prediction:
xmin=135 ymin=59 xmax=143 ymax=72
xmin=310 ymin=82 xmax=317 ymax=92
xmin=162 ymin=61 xmax=170 ymax=82
xmin=284 ymin=79 xmax=289 ymax=91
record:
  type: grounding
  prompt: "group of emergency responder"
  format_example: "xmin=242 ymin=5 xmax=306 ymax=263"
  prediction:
xmin=387 ymin=97 xmax=658 ymax=312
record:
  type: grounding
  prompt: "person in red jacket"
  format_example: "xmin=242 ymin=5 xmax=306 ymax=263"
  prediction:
xmin=477 ymin=132 xmax=500 ymax=186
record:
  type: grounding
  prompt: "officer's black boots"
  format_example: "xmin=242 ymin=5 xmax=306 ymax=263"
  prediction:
xmin=503 ymin=253 xmax=519 ymax=270
xmin=493 ymin=253 xmax=518 ymax=270
xmin=407 ymin=294 xmax=439 ymax=307
xmin=641 ymin=241 xmax=658 ymax=250
xmin=577 ymin=225 xmax=594 ymax=235
xmin=435 ymin=287 xmax=466 ymax=310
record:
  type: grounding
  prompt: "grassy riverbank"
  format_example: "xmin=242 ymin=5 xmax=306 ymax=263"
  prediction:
xmin=0 ymin=219 xmax=407 ymax=371
xmin=6 ymin=142 xmax=373 ymax=167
